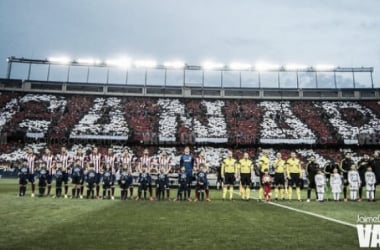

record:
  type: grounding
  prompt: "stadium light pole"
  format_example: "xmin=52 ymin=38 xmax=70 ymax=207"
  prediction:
xmin=6 ymin=59 xmax=12 ymax=79
xmin=258 ymin=72 xmax=261 ymax=88
xmin=125 ymin=69 xmax=128 ymax=84
xmin=333 ymin=71 xmax=337 ymax=89
xmin=47 ymin=63 xmax=51 ymax=81
xmin=86 ymin=66 xmax=90 ymax=83
xmin=277 ymin=71 xmax=280 ymax=88
xmin=27 ymin=63 xmax=32 ymax=80
xmin=67 ymin=65 xmax=71 ymax=82
xmin=239 ymin=71 xmax=242 ymax=88
xmin=370 ymin=71 xmax=374 ymax=88
xmin=352 ymin=70 xmax=356 ymax=89
xmin=315 ymin=72 xmax=318 ymax=88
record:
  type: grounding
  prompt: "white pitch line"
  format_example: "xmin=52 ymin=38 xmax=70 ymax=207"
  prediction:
xmin=233 ymin=191 xmax=356 ymax=228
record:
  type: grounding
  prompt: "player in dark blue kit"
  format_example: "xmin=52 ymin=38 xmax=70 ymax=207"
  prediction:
xmin=37 ymin=163 xmax=49 ymax=197
xmin=71 ymin=160 xmax=84 ymax=199
xmin=18 ymin=160 xmax=29 ymax=197
xmin=195 ymin=164 xmax=209 ymax=202
xmin=156 ymin=168 xmax=169 ymax=201
xmin=54 ymin=163 xmax=64 ymax=198
xmin=179 ymin=146 xmax=195 ymax=202
xmin=102 ymin=167 xmax=113 ymax=199
xmin=119 ymin=167 xmax=134 ymax=200
xmin=136 ymin=165 xmax=151 ymax=201
xmin=86 ymin=164 xmax=97 ymax=199
xmin=174 ymin=166 xmax=188 ymax=201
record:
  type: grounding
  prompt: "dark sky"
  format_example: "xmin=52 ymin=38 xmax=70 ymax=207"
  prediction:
xmin=0 ymin=0 xmax=379 ymax=87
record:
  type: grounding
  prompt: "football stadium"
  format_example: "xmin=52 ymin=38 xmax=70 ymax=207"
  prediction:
xmin=1 ymin=1 xmax=380 ymax=250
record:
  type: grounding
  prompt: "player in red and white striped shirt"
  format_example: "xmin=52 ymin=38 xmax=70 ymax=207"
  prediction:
xmin=103 ymin=148 xmax=118 ymax=200
xmin=157 ymin=151 xmax=172 ymax=200
xmin=56 ymin=146 xmax=72 ymax=198
xmin=139 ymin=148 xmax=155 ymax=200
xmin=88 ymin=147 xmax=102 ymax=199
xmin=41 ymin=148 xmax=55 ymax=196
xmin=25 ymin=148 xmax=37 ymax=197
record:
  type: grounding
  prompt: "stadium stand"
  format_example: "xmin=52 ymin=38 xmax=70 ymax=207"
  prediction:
xmin=0 ymin=89 xmax=379 ymax=177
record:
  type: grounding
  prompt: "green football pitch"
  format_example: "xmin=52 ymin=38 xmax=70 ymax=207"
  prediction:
xmin=0 ymin=179 xmax=378 ymax=250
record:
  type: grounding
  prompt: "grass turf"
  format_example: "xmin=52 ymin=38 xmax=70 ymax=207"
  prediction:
xmin=0 ymin=179 xmax=375 ymax=250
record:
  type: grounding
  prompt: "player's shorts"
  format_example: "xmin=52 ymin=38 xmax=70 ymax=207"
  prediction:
xmin=38 ymin=176 xmax=47 ymax=186
xmin=28 ymin=173 xmax=35 ymax=183
xmin=72 ymin=176 xmax=83 ymax=185
xmin=55 ymin=177 xmax=63 ymax=187
xmin=240 ymin=173 xmax=251 ymax=186
xmin=19 ymin=177 xmax=28 ymax=185
xmin=196 ymin=183 xmax=207 ymax=191
xmin=62 ymin=172 xmax=69 ymax=184
xmin=274 ymin=173 xmax=285 ymax=186
xmin=103 ymin=182 xmax=111 ymax=189
xmin=308 ymin=176 xmax=316 ymax=189
xmin=46 ymin=174 xmax=52 ymax=184
xmin=224 ymin=173 xmax=235 ymax=185
xmin=288 ymin=173 xmax=301 ymax=187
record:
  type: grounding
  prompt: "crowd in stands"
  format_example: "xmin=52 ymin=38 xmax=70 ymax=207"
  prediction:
xmin=0 ymin=92 xmax=380 ymax=168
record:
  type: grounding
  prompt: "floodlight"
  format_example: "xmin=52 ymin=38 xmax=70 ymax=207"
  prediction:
xmin=163 ymin=61 xmax=186 ymax=69
xmin=254 ymin=62 xmax=281 ymax=71
xmin=202 ymin=61 xmax=224 ymax=70
xmin=105 ymin=58 xmax=132 ymax=68
xmin=313 ymin=64 xmax=336 ymax=71
xmin=229 ymin=63 xmax=251 ymax=70
xmin=77 ymin=58 xmax=102 ymax=65
xmin=284 ymin=64 xmax=309 ymax=71
xmin=134 ymin=60 xmax=157 ymax=68
xmin=48 ymin=57 xmax=72 ymax=64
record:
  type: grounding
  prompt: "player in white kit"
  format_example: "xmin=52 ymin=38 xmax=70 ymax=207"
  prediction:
xmin=365 ymin=167 xmax=376 ymax=202
xmin=330 ymin=168 xmax=342 ymax=201
xmin=348 ymin=165 xmax=361 ymax=201
xmin=314 ymin=169 xmax=326 ymax=202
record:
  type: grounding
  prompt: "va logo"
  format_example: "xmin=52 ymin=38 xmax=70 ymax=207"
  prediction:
xmin=357 ymin=225 xmax=380 ymax=248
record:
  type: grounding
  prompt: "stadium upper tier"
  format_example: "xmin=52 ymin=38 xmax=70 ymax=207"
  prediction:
xmin=0 ymin=89 xmax=379 ymax=146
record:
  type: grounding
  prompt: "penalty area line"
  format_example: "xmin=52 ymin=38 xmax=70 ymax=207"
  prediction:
xmin=233 ymin=191 xmax=356 ymax=229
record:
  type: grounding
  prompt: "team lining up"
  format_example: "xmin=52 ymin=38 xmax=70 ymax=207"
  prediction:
xmin=15 ymin=146 xmax=380 ymax=202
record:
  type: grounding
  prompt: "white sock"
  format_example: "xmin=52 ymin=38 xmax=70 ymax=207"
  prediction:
xmin=320 ymin=193 xmax=323 ymax=201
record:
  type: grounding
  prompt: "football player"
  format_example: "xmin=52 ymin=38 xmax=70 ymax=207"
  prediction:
xmin=136 ymin=165 xmax=151 ymax=201
xmin=18 ymin=160 xmax=29 ymax=197
xmin=306 ymin=156 xmax=320 ymax=202
xmin=179 ymin=146 xmax=195 ymax=201
xmin=86 ymin=164 xmax=97 ymax=199
xmin=37 ymin=163 xmax=48 ymax=197
xmin=175 ymin=166 xmax=188 ymax=201
xmin=339 ymin=152 xmax=355 ymax=202
xmin=330 ymin=168 xmax=342 ymax=201
xmin=156 ymin=168 xmax=169 ymax=201
xmin=348 ymin=165 xmax=361 ymax=201
xmin=365 ymin=167 xmax=376 ymax=202
xmin=314 ymin=169 xmax=326 ymax=202
xmin=41 ymin=148 xmax=54 ymax=196
xmin=25 ymin=148 xmax=36 ymax=197
xmin=71 ymin=159 xmax=84 ymax=199
xmin=195 ymin=164 xmax=209 ymax=202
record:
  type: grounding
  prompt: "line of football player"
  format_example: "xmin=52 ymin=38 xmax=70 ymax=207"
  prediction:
xmin=16 ymin=146 xmax=380 ymax=202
